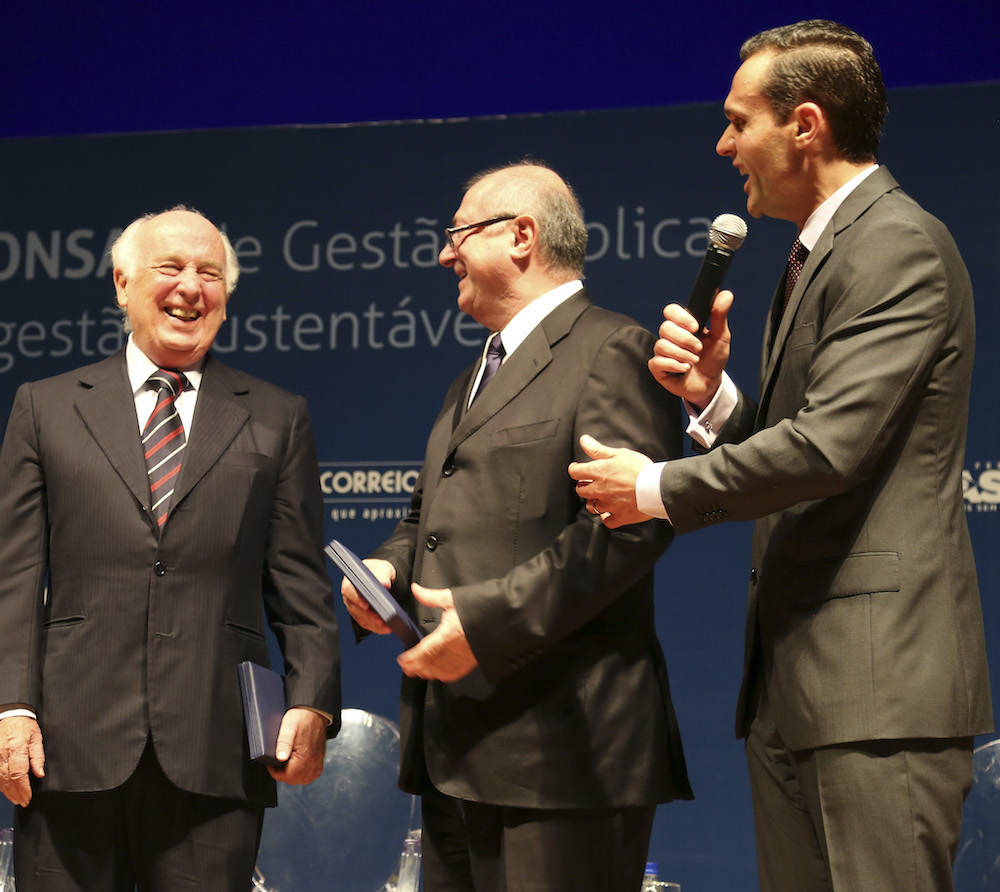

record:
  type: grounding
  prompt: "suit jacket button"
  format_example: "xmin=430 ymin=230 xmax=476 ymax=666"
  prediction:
xmin=442 ymin=460 xmax=456 ymax=477
xmin=425 ymin=536 xmax=439 ymax=551
xmin=154 ymin=561 xmax=166 ymax=577
xmin=750 ymin=568 xmax=758 ymax=584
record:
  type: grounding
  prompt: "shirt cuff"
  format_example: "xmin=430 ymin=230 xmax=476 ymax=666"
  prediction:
xmin=636 ymin=462 xmax=670 ymax=519
xmin=684 ymin=372 xmax=738 ymax=449
xmin=292 ymin=706 xmax=334 ymax=725
xmin=0 ymin=708 xmax=37 ymax=721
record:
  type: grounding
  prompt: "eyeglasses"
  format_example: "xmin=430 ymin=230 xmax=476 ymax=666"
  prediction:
xmin=444 ymin=215 xmax=518 ymax=250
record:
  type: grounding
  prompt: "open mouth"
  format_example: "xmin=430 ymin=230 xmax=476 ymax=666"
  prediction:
xmin=166 ymin=307 xmax=200 ymax=321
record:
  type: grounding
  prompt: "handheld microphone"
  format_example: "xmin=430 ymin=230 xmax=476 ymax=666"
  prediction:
xmin=685 ymin=214 xmax=747 ymax=331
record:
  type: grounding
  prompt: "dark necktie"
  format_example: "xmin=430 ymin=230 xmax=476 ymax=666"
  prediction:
xmin=783 ymin=238 xmax=809 ymax=309
xmin=472 ymin=333 xmax=505 ymax=403
xmin=142 ymin=368 xmax=188 ymax=532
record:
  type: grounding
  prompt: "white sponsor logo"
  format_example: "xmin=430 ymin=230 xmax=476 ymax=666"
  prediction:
xmin=964 ymin=461 xmax=1000 ymax=513
xmin=320 ymin=461 xmax=421 ymax=524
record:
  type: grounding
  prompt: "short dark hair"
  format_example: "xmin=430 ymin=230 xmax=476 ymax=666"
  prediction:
xmin=741 ymin=20 xmax=887 ymax=163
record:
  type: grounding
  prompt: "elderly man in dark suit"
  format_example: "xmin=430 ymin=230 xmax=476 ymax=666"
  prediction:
xmin=0 ymin=207 xmax=341 ymax=891
xmin=570 ymin=20 xmax=993 ymax=892
xmin=340 ymin=161 xmax=691 ymax=892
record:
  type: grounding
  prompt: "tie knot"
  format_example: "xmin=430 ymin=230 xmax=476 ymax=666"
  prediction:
xmin=471 ymin=334 xmax=505 ymax=405
xmin=148 ymin=368 xmax=187 ymax=397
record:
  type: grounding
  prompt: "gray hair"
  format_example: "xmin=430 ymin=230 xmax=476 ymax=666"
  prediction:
xmin=111 ymin=205 xmax=239 ymax=331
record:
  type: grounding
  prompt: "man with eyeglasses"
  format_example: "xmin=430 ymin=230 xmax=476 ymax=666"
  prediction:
xmin=340 ymin=161 xmax=691 ymax=892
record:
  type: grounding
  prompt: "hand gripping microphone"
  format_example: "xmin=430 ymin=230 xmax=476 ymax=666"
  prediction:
xmin=685 ymin=214 xmax=748 ymax=331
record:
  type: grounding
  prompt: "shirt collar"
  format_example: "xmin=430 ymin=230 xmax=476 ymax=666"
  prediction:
xmin=493 ymin=280 xmax=583 ymax=357
xmin=798 ymin=164 xmax=879 ymax=251
xmin=124 ymin=335 xmax=204 ymax=396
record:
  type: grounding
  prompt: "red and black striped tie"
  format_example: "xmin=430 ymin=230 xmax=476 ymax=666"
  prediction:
xmin=142 ymin=368 xmax=187 ymax=532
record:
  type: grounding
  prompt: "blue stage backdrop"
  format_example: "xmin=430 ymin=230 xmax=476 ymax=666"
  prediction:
xmin=0 ymin=83 xmax=997 ymax=889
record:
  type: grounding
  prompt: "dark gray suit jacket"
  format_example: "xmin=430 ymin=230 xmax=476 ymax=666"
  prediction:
xmin=374 ymin=289 xmax=693 ymax=809
xmin=659 ymin=167 xmax=993 ymax=749
xmin=0 ymin=351 xmax=341 ymax=805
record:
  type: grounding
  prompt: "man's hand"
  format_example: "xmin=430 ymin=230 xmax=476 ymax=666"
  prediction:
xmin=396 ymin=585 xmax=478 ymax=683
xmin=341 ymin=558 xmax=396 ymax=635
xmin=648 ymin=291 xmax=734 ymax=408
xmin=267 ymin=707 xmax=328 ymax=785
xmin=568 ymin=435 xmax=654 ymax=529
xmin=0 ymin=715 xmax=45 ymax=807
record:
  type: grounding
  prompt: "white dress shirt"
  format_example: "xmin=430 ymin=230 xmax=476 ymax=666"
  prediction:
xmin=125 ymin=335 xmax=203 ymax=434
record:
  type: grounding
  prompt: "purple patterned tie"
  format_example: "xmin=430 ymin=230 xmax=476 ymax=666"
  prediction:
xmin=472 ymin=333 xmax=505 ymax=403
xmin=142 ymin=368 xmax=187 ymax=533
xmin=783 ymin=239 xmax=809 ymax=309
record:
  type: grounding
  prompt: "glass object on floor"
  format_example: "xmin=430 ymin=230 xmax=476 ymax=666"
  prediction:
xmin=954 ymin=737 xmax=1000 ymax=891
xmin=0 ymin=827 xmax=15 ymax=892
xmin=253 ymin=709 xmax=418 ymax=892
xmin=381 ymin=829 xmax=421 ymax=892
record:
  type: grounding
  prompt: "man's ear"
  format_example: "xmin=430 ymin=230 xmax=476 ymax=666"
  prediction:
xmin=511 ymin=214 xmax=538 ymax=260
xmin=113 ymin=267 xmax=128 ymax=309
xmin=791 ymin=101 xmax=825 ymax=148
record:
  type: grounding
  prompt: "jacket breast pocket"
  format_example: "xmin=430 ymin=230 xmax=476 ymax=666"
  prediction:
xmin=171 ymin=452 xmax=273 ymax=547
xmin=489 ymin=419 xmax=560 ymax=448
xmin=216 ymin=452 xmax=269 ymax=469
xmin=786 ymin=321 xmax=816 ymax=352
xmin=788 ymin=551 xmax=901 ymax=602
xmin=486 ymin=420 xmax=564 ymax=531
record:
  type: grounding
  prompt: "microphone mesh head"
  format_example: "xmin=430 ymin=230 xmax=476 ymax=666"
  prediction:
xmin=710 ymin=214 xmax=748 ymax=250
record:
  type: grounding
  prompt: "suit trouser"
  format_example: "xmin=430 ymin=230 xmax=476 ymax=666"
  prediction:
xmin=746 ymin=696 xmax=973 ymax=892
xmin=13 ymin=736 xmax=265 ymax=892
xmin=420 ymin=783 xmax=657 ymax=892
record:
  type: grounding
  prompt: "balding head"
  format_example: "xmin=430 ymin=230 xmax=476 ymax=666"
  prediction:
xmin=439 ymin=161 xmax=589 ymax=331
xmin=466 ymin=162 xmax=588 ymax=279
xmin=111 ymin=207 xmax=233 ymax=369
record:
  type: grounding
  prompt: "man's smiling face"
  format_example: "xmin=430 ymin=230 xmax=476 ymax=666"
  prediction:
xmin=114 ymin=210 xmax=230 ymax=369
xmin=716 ymin=51 xmax=803 ymax=225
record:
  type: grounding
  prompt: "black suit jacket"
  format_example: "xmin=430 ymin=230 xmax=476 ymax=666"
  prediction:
xmin=0 ymin=350 xmax=341 ymax=805
xmin=659 ymin=167 xmax=993 ymax=749
xmin=374 ymin=289 xmax=693 ymax=808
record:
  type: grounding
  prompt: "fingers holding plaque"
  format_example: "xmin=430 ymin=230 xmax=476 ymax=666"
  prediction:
xmin=325 ymin=540 xmax=423 ymax=648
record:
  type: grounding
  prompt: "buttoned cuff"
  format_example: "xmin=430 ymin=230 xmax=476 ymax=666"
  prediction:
xmin=684 ymin=372 xmax=738 ymax=448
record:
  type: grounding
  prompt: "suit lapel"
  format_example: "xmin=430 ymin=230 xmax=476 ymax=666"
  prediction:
xmin=170 ymin=355 xmax=250 ymax=512
xmin=451 ymin=366 xmax=477 ymax=433
xmin=758 ymin=167 xmax=900 ymax=410
xmin=75 ymin=352 xmax=152 ymax=510
xmin=759 ymin=238 xmax=827 ymax=391
xmin=448 ymin=289 xmax=590 ymax=452
xmin=72 ymin=351 xmax=251 ymax=534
